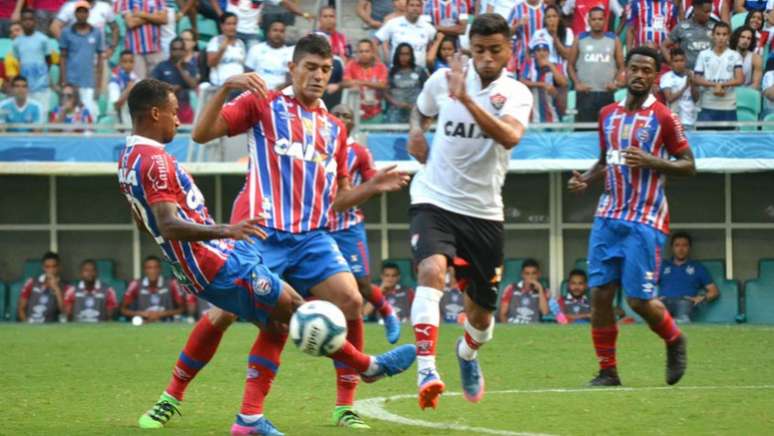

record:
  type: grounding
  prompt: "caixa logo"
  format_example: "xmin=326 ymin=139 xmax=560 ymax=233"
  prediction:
xmin=273 ymin=138 xmax=337 ymax=174
xmin=186 ymin=185 xmax=204 ymax=210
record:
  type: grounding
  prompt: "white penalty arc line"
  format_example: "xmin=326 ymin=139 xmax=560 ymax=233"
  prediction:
xmin=355 ymin=385 xmax=774 ymax=436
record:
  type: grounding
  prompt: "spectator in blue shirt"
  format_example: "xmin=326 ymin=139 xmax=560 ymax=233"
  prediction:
xmin=658 ymin=232 xmax=720 ymax=323
xmin=0 ymin=76 xmax=43 ymax=132
xmin=58 ymin=1 xmax=105 ymax=119
xmin=151 ymin=37 xmax=198 ymax=123
xmin=12 ymin=9 xmax=53 ymax=118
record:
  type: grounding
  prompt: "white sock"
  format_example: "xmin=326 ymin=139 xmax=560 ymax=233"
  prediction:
xmin=412 ymin=286 xmax=443 ymax=376
xmin=238 ymin=413 xmax=264 ymax=424
xmin=457 ymin=319 xmax=494 ymax=361
xmin=363 ymin=356 xmax=378 ymax=376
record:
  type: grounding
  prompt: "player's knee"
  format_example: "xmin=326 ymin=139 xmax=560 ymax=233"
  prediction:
xmin=207 ymin=307 xmax=237 ymax=330
xmin=626 ymin=297 xmax=647 ymax=313
xmin=591 ymin=287 xmax=616 ymax=308
xmin=417 ymin=257 xmax=446 ymax=287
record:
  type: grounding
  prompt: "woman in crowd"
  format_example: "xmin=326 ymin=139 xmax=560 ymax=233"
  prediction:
xmin=426 ymin=33 xmax=458 ymax=73
xmin=50 ymin=84 xmax=94 ymax=126
xmin=384 ymin=43 xmax=428 ymax=123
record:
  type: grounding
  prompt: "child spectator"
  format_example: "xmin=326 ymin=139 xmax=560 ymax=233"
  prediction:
xmin=121 ymin=256 xmax=185 ymax=323
xmin=64 ymin=259 xmax=118 ymax=322
xmin=660 ymin=48 xmax=699 ymax=129
xmin=426 ymin=33 xmax=458 ymax=73
xmin=108 ymin=50 xmax=138 ymax=125
xmin=520 ymin=34 xmax=568 ymax=123
xmin=498 ymin=258 xmax=550 ymax=324
xmin=384 ymin=43 xmax=427 ymax=123
xmin=693 ymin=21 xmax=744 ymax=128
xmin=17 ymin=252 xmax=71 ymax=323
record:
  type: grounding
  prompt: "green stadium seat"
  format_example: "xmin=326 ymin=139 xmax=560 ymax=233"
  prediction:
xmin=178 ymin=15 xmax=192 ymax=33
xmin=758 ymin=259 xmax=774 ymax=281
xmin=573 ymin=258 xmax=588 ymax=273
xmin=382 ymin=258 xmax=415 ymax=288
xmin=106 ymin=279 xmax=127 ymax=303
xmin=744 ymin=279 xmax=774 ymax=324
xmin=737 ymin=109 xmax=758 ymax=131
xmin=736 ymin=87 xmax=761 ymax=116
xmin=95 ymin=259 xmax=115 ymax=280
xmin=559 ymin=279 xmax=568 ymax=296
xmin=8 ymin=281 xmax=23 ymax=321
xmin=98 ymin=94 xmax=109 ymax=117
xmin=693 ymin=280 xmax=739 ymax=323
xmin=562 ymin=90 xmax=576 ymax=124
xmin=762 ymin=112 xmax=774 ymax=131
xmin=49 ymin=64 xmax=60 ymax=86
xmin=500 ymin=258 xmax=525 ymax=290
xmin=614 ymin=88 xmax=626 ymax=102
xmin=0 ymin=282 xmax=6 ymax=321
xmin=731 ymin=12 xmax=748 ymax=31
xmin=701 ymin=259 xmax=726 ymax=282
xmin=23 ymin=259 xmax=42 ymax=280
xmin=0 ymin=38 xmax=12 ymax=58
xmin=96 ymin=115 xmax=115 ymax=133
xmin=198 ymin=17 xmax=218 ymax=41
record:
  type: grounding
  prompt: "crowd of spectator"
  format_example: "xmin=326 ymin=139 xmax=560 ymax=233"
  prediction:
xmin=4 ymin=0 xmax=774 ymax=130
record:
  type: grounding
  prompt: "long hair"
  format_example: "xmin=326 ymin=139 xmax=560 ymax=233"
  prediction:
xmin=390 ymin=42 xmax=416 ymax=76
xmin=432 ymin=35 xmax=458 ymax=67
xmin=730 ymin=25 xmax=757 ymax=52
xmin=744 ymin=9 xmax=764 ymax=31
xmin=543 ymin=4 xmax=568 ymax=48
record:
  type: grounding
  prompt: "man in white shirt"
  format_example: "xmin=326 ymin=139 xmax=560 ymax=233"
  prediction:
xmin=374 ymin=0 xmax=437 ymax=68
xmin=206 ymin=12 xmax=246 ymax=87
xmin=245 ymin=20 xmax=293 ymax=90
xmin=692 ymin=21 xmax=744 ymax=128
xmin=406 ymin=13 xmax=532 ymax=411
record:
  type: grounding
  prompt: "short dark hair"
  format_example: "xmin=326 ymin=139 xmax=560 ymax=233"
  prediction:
xmin=41 ymin=251 xmax=60 ymax=263
xmin=219 ymin=11 xmax=237 ymax=25
xmin=11 ymin=75 xmax=27 ymax=86
xmin=522 ymin=258 xmax=540 ymax=271
xmin=382 ymin=261 xmax=401 ymax=273
xmin=568 ymin=269 xmax=587 ymax=281
xmin=319 ymin=5 xmax=336 ymax=14
xmin=144 ymin=255 xmax=162 ymax=265
xmin=670 ymin=47 xmax=686 ymax=59
xmin=357 ymin=38 xmax=374 ymax=48
xmin=469 ymin=13 xmax=511 ymax=40
xmin=713 ymin=21 xmax=731 ymax=34
xmin=20 ymin=8 xmax=35 ymax=17
xmin=81 ymin=259 xmax=97 ymax=269
xmin=128 ymin=79 xmax=175 ymax=120
xmin=119 ymin=49 xmax=134 ymax=58
xmin=692 ymin=0 xmax=711 ymax=7
xmin=671 ymin=231 xmax=692 ymax=246
xmin=169 ymin=36 xmax=184 ymax=50
xmin=625 ymin=45 xmax=661 ymax=71
xmin=588 ymin=6 xmax=606 ymax=17
xmin=292 ymin=33 xmax=332 ymax=63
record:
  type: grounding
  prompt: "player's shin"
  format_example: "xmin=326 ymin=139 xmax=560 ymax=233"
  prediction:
xmin=239 ymin=329 xmax=288 ymax=420
xmin=166 ymin=315 xmax=226 ymax=401
xmin=331 ymin=319 xmax=365 ymax=406
xmin=649 ymin=308 xmax=682 ymax=344
xmin=367 ymin=286 xmax=394 ymax=317
xmin=457 ymin=318 xmax=494 ymax=361
xmin=411 ymin=286 xmax=443 ymax=371
xmin=591 ymin=324 xmax=619 ymax=370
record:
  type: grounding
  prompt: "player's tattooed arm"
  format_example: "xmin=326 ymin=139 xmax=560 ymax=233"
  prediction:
xmin=623 ymin=146 xmax=696 ymax=176
xmin=149 ymin=202 xmax=269 ymax=242
xmin=332 ymin=166 xmax=411 ymax=212
xmin=408 ymin=107 xmax=433 ymax=163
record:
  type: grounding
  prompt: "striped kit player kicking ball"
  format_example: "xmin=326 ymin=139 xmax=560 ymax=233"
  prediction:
xmin=406 ymin=13 xmax=533 ymax=410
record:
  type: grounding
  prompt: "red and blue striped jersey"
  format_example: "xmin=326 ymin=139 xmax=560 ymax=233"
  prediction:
xmin=596 ymin=96 xmax=690 ymax=234
xmin=423 ymin=0 xmax=469 ymax=27
xmin=118 ymin=136 xmax=233 ymax=294
xmin=222 ymin=89 xmax=350 ymax=232
xmin=328 ymin=138 xmax=377 ymax=231
xmin=625 ymin=0 xmax=677 ymax=48
xmin=115 ymin=0 xmax=165 ymax=54
xmin=507 ymin=1 xmax=545 ymax=74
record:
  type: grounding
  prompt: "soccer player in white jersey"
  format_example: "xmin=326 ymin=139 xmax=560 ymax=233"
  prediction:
xmin=406 ymin=13 xmax=533 ymax=410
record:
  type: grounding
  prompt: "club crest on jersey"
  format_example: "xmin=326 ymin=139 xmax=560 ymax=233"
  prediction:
xmin=636 ymin=127 xmax=651 ymax=143
xmin=251 ymin=272 xmax=272 ymax=296
xmin=490 ymin=93 xmax=507 ymax=110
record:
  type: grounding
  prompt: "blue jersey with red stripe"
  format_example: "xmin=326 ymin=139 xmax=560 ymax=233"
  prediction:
xmin=423 ymin=0 xmax=469 ymax=27
xmin=328 ymin=138 xmax=377 ymax=231
xmin=222 ymin=89 xmax=349 ymax=232
xmin=116 ymin=0 xmax=165 ymax=54
xmin=625 ymin=0 xmax=677 ymax=48
xmin=118 ymin=136 xmax=233 ymax=294
xmin=507 ymin=0 xmax=545 ymax=74
xmin=596 ymin=96 xmax=690 ymax=234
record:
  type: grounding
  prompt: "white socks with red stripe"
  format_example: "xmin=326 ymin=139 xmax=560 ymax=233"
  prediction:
xmin=457 ymin=318 xmax=494 ymax=361
xmin=411 ymin=286 xmax=443 ymax=376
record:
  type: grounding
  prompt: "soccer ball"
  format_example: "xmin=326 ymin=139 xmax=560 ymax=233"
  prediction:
xmin=289 ymin=300 xmax=348 ymax=356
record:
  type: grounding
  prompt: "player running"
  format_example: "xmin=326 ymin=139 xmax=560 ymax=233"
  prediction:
xmin=120 ymin=78 xmax=415 ymax=435
xmin=406 ymin=13 xmax=533 ymax=410
xmin=328 ymin=104 xmax=402 ymax=344
xmin=567 ymin=46 xmax=695 ymax=387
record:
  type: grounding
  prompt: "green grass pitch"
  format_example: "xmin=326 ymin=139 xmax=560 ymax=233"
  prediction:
xmin=2 ymin=323 xmax=773 ymax=435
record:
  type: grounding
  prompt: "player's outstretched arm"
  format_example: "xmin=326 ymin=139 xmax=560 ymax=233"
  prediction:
xmin=332 ymin=166 xmax=410 ymax=212
xmin=150 ymin=202 xmax=268 ymax=242
xmin=191 ymin=73 xmax=268 ymax=144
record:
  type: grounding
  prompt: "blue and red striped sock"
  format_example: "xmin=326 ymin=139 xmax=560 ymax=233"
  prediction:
xmin=650 ymin=310 xmax=682 ymax=344
xmin=240 ymin=330 xmax=287 ymax=415
xmin=591 ymin=324 xmax=618 ymax=370
xmin=166 ymin=316 xmax=224 ymax=401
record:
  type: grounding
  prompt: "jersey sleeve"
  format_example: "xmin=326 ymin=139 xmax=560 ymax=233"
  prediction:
xmin=660 ymin=107 xmax=690 ymax=155
xmin=141 ymin=152 xmax=181 ymax=205
xmin=64 ymin=287 xmax=76 ymax=305
xmin=500 ymin=284 xmax=515 ymax=307
xmin=170 ymin=280 xmax=185 ymax=306
xmin=219 ymin=91 xmax=267 ymax=136
xmin=374 ymin=20 xmax=391 ymax=43
xmin=693 ymin=51 xmax=706 ymax=74
xmin=763 ymin=71 xmax=774 ymax=90
xmin=499 ymin=81 xmax=533 ymax=128
xmin=123 ymin=280 xmax=139 ymax=305
xmin=355 ymin=143 xmax=378 ymax=182
xmin=659 ymin=73 xmax=672 ymax=90
xmin=105 ymin=288 xmax=118 ymax=311
xmin=343 ymin=60 xmax=356 ymax=81
xmin=416 ymin=69 xmax=445 ymax=117
xmin=20 ymin=278 xmax=34 ymax=300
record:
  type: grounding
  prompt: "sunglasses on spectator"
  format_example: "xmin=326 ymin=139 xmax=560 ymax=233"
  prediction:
xmin=62 ymin=93 xmax=75 ymax=98
xmin=332 ymin=112 xmax=353 ymax=119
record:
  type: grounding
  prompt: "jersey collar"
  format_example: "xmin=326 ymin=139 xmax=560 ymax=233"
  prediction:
xmin=616 ymin=93 xmax=657 ymax=110
xmin=281 ymin=86 xmax=328 ymax=111
xmin=126 ymin=135 xmax=165 ymax=149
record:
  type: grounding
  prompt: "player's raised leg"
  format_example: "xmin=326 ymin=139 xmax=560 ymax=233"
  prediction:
xmin=139 ymin=308 xmax=237 ymax=429
xmin=411 ymin=254 xmax=447 ymax=410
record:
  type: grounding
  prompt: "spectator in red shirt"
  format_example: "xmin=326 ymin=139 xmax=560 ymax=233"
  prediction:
xmin=121 ymin=255 xmax=185 ymax=323
xmin=17 ymin=251 xmax=72 ymax=323
xmin=64 ymin=259 xmax=118 ymax=322
xmin=343 ymin=39 xmax=388 ymax=123
xmin=316 ymin=6 xmax=351 ymax=62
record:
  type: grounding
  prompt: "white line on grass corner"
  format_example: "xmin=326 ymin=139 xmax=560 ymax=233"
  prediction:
xmin=355 ymin=385 xmax=774 ymax=435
